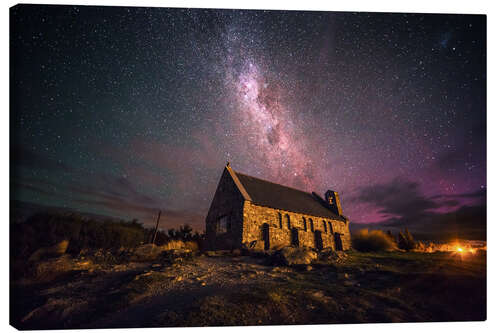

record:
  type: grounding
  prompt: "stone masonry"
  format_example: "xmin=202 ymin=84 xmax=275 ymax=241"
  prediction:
xmin=242 ymin=201 xmax=351 ymax=251
xmin=206 ymin=163 xmax=351 ymax=251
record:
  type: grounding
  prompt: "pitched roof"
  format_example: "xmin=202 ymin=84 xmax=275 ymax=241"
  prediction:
xmin=230 ymin=168 xmax=346 ymax=221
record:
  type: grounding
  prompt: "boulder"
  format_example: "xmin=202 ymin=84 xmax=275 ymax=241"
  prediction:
xmin=319 ymin=248 xmax=339 ymax=260
xmin=271 ymin=246 xmax=318 ymax=266
xmin=318 ymin=248 xmax=348 ymax=263
xmin=28 ymin=240 xmax=69 ymax=262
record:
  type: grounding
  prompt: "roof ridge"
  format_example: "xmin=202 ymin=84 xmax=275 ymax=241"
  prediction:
xmin=230 ymin=167 xmax=347 ymax=222
xmin=234 ymin=170 xmax=316 ymax=197
xmin=226 ymin=166 xmax=252 ymax=201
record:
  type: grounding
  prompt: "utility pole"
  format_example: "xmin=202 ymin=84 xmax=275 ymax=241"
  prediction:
xmin=151 ymin=210 xmax=161 ymax=245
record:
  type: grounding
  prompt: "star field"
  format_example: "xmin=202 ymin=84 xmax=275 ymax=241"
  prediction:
xmin=11 ymin=5 xmax=486 ymax=237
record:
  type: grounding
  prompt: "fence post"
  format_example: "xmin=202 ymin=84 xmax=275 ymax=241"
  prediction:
xmin=151 ymin=210 xmax=161 ymax=244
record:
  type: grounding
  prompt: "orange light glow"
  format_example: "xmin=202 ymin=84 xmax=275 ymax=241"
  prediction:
xmin=457 ymin=247 xmax=464 ymax=253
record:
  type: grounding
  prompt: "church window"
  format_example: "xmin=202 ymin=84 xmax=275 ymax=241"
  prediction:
xmin=309 ymin=218 xmax=314 ymax=232
xmin=216 ymin=215 xmax=229 ymax=234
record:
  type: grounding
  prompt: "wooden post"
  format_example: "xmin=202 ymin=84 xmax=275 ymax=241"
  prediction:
xmin=151 ymin=210 xmax=161 ymax=245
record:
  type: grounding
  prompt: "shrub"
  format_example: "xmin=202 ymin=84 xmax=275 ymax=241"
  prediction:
xmin=352 ymin=229 xmax=396 ymax=252
xmin=386 ymin=230 xmax=396 ymax=242
xmin=161 ymin=239 xmax=199 ymax=251
xmin=12 ymin=213 xmax=146 ymax=259
xmin=397 ymin=228 xmax=416 ymax=251
xmin=12 ymin=212 xmax=206 ymax=259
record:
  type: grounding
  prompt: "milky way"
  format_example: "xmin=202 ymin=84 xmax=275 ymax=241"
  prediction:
xmin=11 ymin=5 xmax=486 ymax=238
xmin=227 ymin=60 xmax=317 ymax=189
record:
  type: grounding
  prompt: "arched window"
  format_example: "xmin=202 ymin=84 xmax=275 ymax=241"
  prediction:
xmin=278 ymin=212 xmax=283 ymax=229
xmin=286 ymin=214 xmax=291 ymax=229
xmin=309 ymin=218 xmax=314 ymax=232
xmin=323 ymin=220 xmax=327 ymax=233
xmin=303 ymin=217 xmax=307 ymax=231
xmin=328 ymin=221 xmax=333 ymax=234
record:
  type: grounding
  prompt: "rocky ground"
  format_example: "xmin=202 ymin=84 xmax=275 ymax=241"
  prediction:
xmin=10 ymin=248 xmax=486 ymax=329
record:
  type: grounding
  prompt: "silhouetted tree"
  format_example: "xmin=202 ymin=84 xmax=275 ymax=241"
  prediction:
xmin=179 ymin=224 xmax=193 ymax=240
xmin=167 ymin=228 xmax=176 ymax=239
xmin=397 ymin=228 xmax=416 ymax=251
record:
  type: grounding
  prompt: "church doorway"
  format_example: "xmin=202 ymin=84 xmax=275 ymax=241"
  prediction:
xmin=314 ymin=230 xmax=323 ymax=250
xmin=334 ymin=233 xmax=343 ymax=251
xmin=262 ymin=223 xmax=270 ymax=250
xmin=291 ymin=228 xmax=299 ymax=247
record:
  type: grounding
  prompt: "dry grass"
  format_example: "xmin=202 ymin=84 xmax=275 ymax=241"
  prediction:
xmin=352 ymin=229 xmax=396 ymax=252
xmin=160 ymin=240 xmax=199 ymax=251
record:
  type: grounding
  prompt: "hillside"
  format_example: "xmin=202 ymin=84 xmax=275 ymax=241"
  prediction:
xmin=11 ymin=249 xmax=486 ymax=329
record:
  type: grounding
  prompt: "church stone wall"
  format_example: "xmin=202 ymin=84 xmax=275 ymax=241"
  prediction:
xmin=205 ymin=169 xmax=245 ymax=250
xmin=242 ymin=201 xmax=351 ymax=251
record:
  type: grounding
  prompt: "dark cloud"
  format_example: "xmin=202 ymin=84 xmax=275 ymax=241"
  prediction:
xmin=372 ymin=204 xmax=487 ymax=241
xmin=432 ymin=187 xmax=486 ymax=200
xmin=73 ymin=197 xmax=205 ymax=230
xmin=354 ymin=178 xmax=439 ymax=219
xmin=439 ymin=200 xmax=461 ymax=208
xmin=351 ymin=178 xmax=486 ymax=240
xmin=11 ymin=174 xmax=203 ymax=228
xmin=99 ymin=175 xmax=161 ymax=206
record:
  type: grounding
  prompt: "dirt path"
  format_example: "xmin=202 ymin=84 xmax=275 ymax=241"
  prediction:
xmin=12 ymin=254 xmax=298 ymax=329
xmin=88 ymin=255 xmax=293 ymax=328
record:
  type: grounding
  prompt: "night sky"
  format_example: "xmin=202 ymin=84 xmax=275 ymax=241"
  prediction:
xmin=10 ymin=5 xmax=486 ymax=239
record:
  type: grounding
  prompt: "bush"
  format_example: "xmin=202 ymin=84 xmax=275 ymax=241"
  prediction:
xmin=11 ymin=213 xmax=146 ymax=259
xmin=11 ymin=212 xmax=206 ymax=260
xmin=397 ymin=228 xmax=416 ymax=251
xmin=352 ymin=229 xmax=396 ymax=252
xmin=149 ymin=224 xmax=204 ymax=248
xmin=161 ymin=239 xmax=199 ymax=251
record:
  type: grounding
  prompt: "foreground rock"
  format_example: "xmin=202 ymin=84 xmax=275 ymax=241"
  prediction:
xmin=270 ymin=246 xmax=318 ymax=266
xmin=28 ymin=240 xmax=69 ymax=262
xmin=318 ymin=248 xmax=349 ymax=263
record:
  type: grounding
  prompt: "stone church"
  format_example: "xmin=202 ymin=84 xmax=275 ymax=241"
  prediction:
xmin=205 ymin=163 xmax=351 ymax=251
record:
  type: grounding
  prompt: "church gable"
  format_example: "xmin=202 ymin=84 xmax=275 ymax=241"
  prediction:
xmin=205 ymin=166 xmax=246 ymax=249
